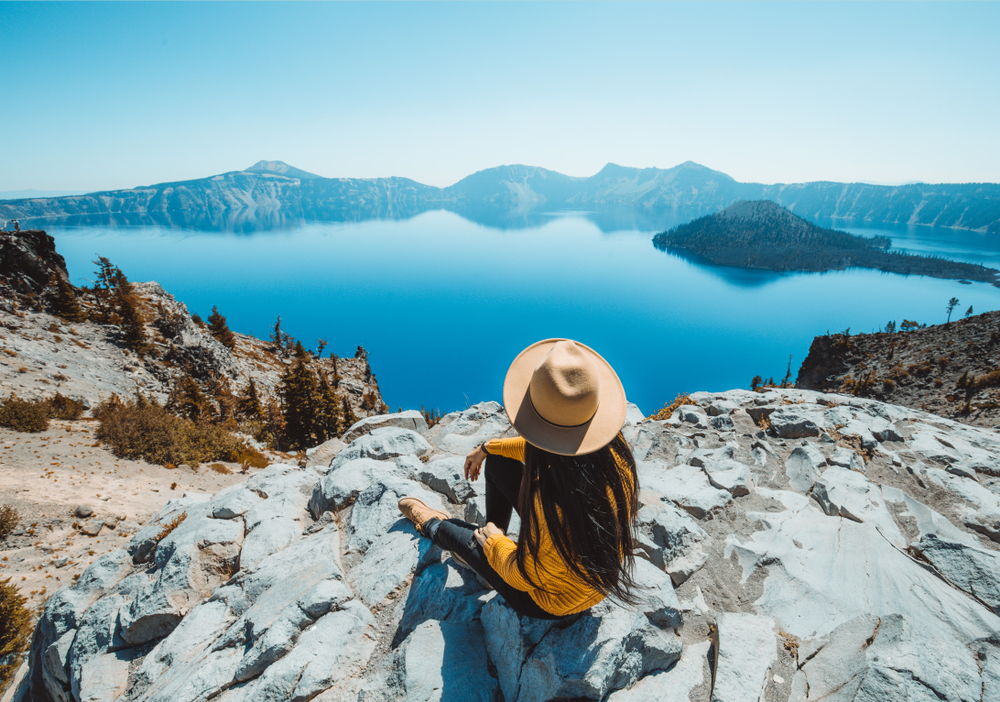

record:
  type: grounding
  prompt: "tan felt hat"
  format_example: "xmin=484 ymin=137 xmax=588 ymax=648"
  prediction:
xmin=502 ymin=338 xmax=627 ymax=456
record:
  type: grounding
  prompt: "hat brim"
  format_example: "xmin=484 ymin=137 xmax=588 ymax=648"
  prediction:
xmin=502 ymin=339 xmax=627 ymax=456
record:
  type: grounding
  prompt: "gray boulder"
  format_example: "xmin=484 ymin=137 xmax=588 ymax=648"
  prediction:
xmin=416 ymin=455 xmax=476 ymax=503
xmin=634 ymin=501 xmax=709 ymax=585
xmin=606 ymin=639 xmax=710 ymax=702
xmin=375 ymin=620 xmax=497 ymax=702
xmin=769 ymin=407 xmax=821 ymax=438
xmin=309 ymin=456 xmax=407 ymax=517
xmin=483 ymin=596 xmax=683 ymax=702
xmin=643 ymin=463 xmax=732 ymax=519
xmin=710 ymin=612 xmax=776 ymax=702
xmin=785 ymin=444 xmax=826 ymax=493
xmin=328 ymin=427 xmax=430 ymax=473
xmin=341 ymin=410 xmax=429 ymax=444
xmin=424 ymin=401 xmax=512 ymax=456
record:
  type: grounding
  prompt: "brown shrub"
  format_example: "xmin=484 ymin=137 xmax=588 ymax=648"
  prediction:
xmin=0 ymin=395 xmax=50 ymax=432
xmin=0 ymin=577 xmax=32 ymax=694
xmin=0 ymin=505 xmax=19 ymax=539
xmin=95 ymin=396 xmax=245 ymax=467
xmin=48 ymin=393 xmax=85 ymax=420
xmin=648 ymin=394 xmax=697 ymax=421
xmin=209 ymin=463 xmax=231 ymax=475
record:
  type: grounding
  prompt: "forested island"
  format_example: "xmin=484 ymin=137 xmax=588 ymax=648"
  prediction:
xmin=652 ymin=200 xmax=1000 ymax=283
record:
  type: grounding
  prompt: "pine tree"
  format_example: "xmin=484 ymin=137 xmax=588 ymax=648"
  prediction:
xmin=237 ymin=379 xmax=264 ymax=422
xmin=207 ymin=306 xmax=236 ymax=349
xmin=168 ymin=374 xmax=213 ymax=422
xmin=270 ymin=316 xmax=283 ymax=350
xmin=316 ymin=371 xmax=343 ymax=442
xmin=118 ymin=289 xmax=153 ymax=356
xmin=341 ymin=396 xmax=359 ymax=432
xmin=50 ymin=274 xmax=87 ymax=322
xmin=279 ymin=347 xmax=321 ymax=449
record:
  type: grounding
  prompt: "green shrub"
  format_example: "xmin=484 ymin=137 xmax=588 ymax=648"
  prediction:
xmin=95 ymin=396 xmax=256 ymax=467
xmin=0 ymin=577 xmax=32 ymax=695
xmin=0 ymin=395 xmax=50 ymax=432
xmin=0 ymin=505 xmax=19 ymax=539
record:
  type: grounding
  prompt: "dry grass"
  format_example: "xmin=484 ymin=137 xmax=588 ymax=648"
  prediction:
xmin=209 ymin=463 xmax=232 ymax=475
xmin=154 ymin=512 xmax=186 ymax=544
xmin=647 ymin=394 xmax=698 ymax=421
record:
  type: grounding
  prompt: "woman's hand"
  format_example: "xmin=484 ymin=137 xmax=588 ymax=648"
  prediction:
xmin=474 ymin=522 xmax=504 ymax=547
xmin=464 ymin=444 xmax=487 ymax=481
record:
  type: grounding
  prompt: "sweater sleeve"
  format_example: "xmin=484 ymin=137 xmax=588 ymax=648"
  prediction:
xmin=485 ymin=436 xmax=526 ymax=462
xmin=483 ymin=533 xmax=535 ymax=592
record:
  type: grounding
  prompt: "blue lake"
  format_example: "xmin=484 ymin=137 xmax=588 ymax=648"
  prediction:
xmin=44 ymin=211 xmax=1000 ymax=416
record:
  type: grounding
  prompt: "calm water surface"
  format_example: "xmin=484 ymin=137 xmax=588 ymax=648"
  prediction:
xmin=46 ymin=212 xmax=1000 ymax=415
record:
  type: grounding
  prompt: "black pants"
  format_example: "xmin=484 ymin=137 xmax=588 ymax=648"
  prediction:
xmin=423 ymin=454 xmax=564 ymax=620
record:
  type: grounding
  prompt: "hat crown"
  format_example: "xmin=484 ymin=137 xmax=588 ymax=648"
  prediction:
xmin=529 ymin=340 xmax=601 ymax=427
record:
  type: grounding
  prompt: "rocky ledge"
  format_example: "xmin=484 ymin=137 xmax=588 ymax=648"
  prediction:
xmin=11 ymin=389 xmax=1000 ymax=702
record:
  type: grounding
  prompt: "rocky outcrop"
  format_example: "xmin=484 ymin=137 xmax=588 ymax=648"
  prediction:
xmin=13 ymin=391 xmax=1000 ymax=702
xmin=797 ymin=310 xmax=1000 ymax=428
xmin=0 ymin=230 xmax=69 ymax=304
xmin=0 ymin=277 xmax=384 ymax=417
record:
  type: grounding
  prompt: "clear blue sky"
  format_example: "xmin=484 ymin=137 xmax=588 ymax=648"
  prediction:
xmin=2 ymin=1 xmax=998 ymax=192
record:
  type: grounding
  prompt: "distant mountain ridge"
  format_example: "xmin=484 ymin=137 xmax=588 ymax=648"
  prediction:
xmin=2 ymin=160 xmax=999 ymax=234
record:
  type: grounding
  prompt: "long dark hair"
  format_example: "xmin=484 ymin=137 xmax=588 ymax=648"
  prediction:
xmin=516 ymin=433 xmax=640 ymax=605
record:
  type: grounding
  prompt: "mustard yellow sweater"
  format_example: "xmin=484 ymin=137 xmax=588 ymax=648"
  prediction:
xmin=482 ymin=435 xmax=634 ymax=616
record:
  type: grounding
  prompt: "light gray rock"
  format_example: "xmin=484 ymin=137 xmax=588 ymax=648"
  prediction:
xmin=42 ymin=629 xmax=74 ymax=689
xmin=348 ymin=524 xmax=441 ymax=608
xmin=643 ymin=463 xmax=731 ymax=519
xmin=210 ymin=486 xmax=261 ymax=519
xmin=606 ymin=640 xmax=710 ymax=702
xmin=702 ymin=459 xmax=752 ymax=497
xmin=725 ymin=488 xmax=1000 ymax=642
xmin=120 ymin=514 xmax=244 ymax=645
xmin=73 ymin=505 xmax=93 ymax=519
xmin=346 ymin=477 xmax=448 ymax=554
xmin=417 ymin=454 xmax=476 ymax=503
xmin=914 ymin=532 xmax=1000 ymax=614
xmin=304 ymin=437 xmax=346 ymax=470
xmin=709 ymin=414 xmax=735 ymax=432
xmin=341 ymin=410 xmax=429 ymax=444
xmin=826 ymin=445 xmax=864 ymax=472
xmin=631 ymin=422 xmax=680 ymax=464
xmin=396 ymin=562 xmax=489 ymax=643
xmin=240 ymin=601 xmax=377 ymax=702
xmin=633 ymin=557 xmax=682 ymax=629
xmin=424 ymin=401 xmax=511 ymax=456
xmin=309 ymin=457 xmax=407 ymax=517
xmin=387 ymin=620 xmax=497 ymax=702
xmin=239 ymin=517 xmax=300 ymax=570
xmin=769 ymin=407 xmax=821 ymax=438
xmin=810 ymin=466 xmax=906 ymax=546
xmin=675 ymin=405 xmax=708 ymax=428
xmin=329 ymin=427 xmax=430 ymax=472
xmin=785 ymin=444 xmax=826 ymax=493
xmin=789 ymin=614 xmax=985 ymax=702
xmin=79 ymin=519 xmax=103 ymax=537
xmin=710 ymin=612 xmax=776 ymax=702
xmin=634 ymin=501 xmax=709 ymax=585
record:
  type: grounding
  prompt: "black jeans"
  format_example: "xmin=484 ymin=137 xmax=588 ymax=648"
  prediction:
xmin=423 ymin=454 xmax=564 ymax=620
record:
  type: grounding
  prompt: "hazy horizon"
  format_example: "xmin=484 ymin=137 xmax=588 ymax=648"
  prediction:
xmin=3 ymin=2 xmax=999 ymax=193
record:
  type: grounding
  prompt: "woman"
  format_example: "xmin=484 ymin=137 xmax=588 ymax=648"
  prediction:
xmin=398 ymin=338 xmax=639 ymax=620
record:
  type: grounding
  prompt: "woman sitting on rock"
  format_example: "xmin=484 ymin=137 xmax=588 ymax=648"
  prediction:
xmin=399 ymin=338 xmax=639 ymax=619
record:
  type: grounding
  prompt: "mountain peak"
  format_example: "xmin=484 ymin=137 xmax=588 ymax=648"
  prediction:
xmin=245 ymin=160 xmax=321 ymax=180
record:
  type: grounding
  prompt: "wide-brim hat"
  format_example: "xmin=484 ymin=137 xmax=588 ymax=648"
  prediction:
xmin=502 ymin=338 xmax=627 ymax=456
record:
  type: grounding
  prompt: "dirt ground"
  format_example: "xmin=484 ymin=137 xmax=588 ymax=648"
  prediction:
xmin=0 ymin=418 xmax=258 ymax=617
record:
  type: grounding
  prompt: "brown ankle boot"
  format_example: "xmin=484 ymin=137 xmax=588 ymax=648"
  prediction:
xmin=398 ymin=497 xmax=450 ymax=534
